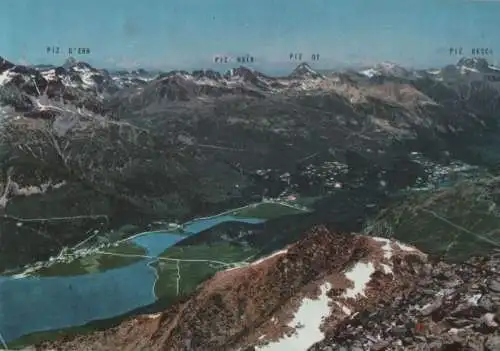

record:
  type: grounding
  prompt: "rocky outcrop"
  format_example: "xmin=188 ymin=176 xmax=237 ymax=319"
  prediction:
xmin=36 ymin=226 xmax=427 ymax=350
xmin=315 ymin=254 xmax=500 ymax=350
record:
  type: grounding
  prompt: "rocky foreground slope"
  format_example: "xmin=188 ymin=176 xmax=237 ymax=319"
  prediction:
xmin=33 ymin=226 xmax=500 ymax=351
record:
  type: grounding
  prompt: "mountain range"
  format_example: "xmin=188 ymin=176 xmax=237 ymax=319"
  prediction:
xmin=1 ymin=55 xmax=500 ymax=267
xmin=1 ymin=57 xmax=500 ymax=115
xmin=3 ymin=56 xmax=500 ymax=349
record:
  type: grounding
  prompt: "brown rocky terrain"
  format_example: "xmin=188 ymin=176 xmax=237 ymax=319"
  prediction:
xmin=313 ymin=254 xmax=500 ymax=351
xmin=33 ymin=227 xmax=500 ymax=351
xmin=34 ymin=226 xmax=429 ymax=351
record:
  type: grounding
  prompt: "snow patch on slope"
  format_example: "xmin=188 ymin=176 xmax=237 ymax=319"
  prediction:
xmin=343 ymin=262 xmax=375 ymax=298
xmin=257 ymin=282 xmax=332 ymax=351
xmin=359 ymin=68 xmax=379 ymax=78
xmin=0 ymin=70 xmax=14 ymax=85
xmin=251 ymin=249 xmax=288 ymax=266
xmin=40 ymin=69 xmax=56 ymax=81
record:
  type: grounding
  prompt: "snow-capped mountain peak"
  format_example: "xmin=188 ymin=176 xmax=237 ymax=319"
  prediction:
xmin=359 ymin=61 xmax=411 ymax=79
xmin=456 ymin=57 xmax=490 ymax=72
xmin=439 ymin=57 xmax=500 ymax=80
xmin=289 ymin=62 xmax=324 ymax=79
xmin=191 ymin=69 xmax=222 ymax=81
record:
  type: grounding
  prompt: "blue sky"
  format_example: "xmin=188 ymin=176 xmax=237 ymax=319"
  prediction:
xmin=1 ymin=0 xmax=500 ymax=72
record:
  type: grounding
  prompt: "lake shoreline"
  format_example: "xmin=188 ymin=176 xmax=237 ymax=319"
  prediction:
xmin=2 ymin=201 xmax=306 ymax=348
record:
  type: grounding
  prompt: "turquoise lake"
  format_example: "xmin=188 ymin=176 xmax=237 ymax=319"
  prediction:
xmin=0 ymin=215 xmax=265 ymax=344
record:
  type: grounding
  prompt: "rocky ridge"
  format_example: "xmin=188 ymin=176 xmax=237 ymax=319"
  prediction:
xmin=0 ymin=57 xmax=153 ymax=115
xmin=35 ymin=226 xmax=426 ymax=350
xmin=315 ymin=254 xmax=500 ymax=351
xmin=34 ymin=226 xmax=500 ymax=351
